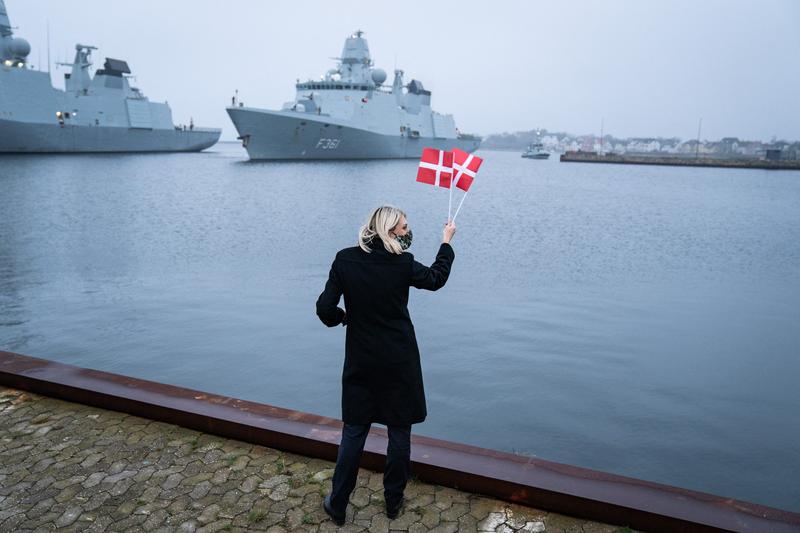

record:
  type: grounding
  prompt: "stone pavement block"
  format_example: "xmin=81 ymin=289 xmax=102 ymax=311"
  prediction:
xmin=350 ymin=486 xmax=371 ymax=507
xmin=54 ymin=484 xmax=82 ymax=503
xmin=477 ymin=511 xmax=507 ymax=531
xmin=25 ymin=509 xmax=61 ymax=529
xmin=30 ymin=473 xmax=56 ymax=492
xmin=420 ymin=506 xmax=441 ymax=528
xmin=354 ymin=502 xmax=382 ymax=521
xmin=54 ymin=505 xmax=83 ymax=527
xmin=458 ymin=512 xmax=479 ymax=530
xmin=440 ymin=501 xmax=469 ymax=521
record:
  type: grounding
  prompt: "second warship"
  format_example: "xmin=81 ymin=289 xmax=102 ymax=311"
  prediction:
xmin=0 ymin=0 xmax=220 ymax=153
xmin=227 ymin=31 xmax=481 ymax=160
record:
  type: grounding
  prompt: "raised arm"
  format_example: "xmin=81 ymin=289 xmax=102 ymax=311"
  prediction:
xmin=316 ymin=259 xmax=346 ymax=327
xmin=410 ymin=220 xmax=457 ymax=291
xmin=410 ymin=243 xmax=455 ymax=291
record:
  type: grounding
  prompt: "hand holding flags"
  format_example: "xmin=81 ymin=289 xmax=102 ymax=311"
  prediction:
xmin=416 ymin=147 xmax=483 ymax=221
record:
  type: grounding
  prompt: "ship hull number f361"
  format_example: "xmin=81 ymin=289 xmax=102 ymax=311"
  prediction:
xmin=315 ymin=138 xmax=341 ymax=149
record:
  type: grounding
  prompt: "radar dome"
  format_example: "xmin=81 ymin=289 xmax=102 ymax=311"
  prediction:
xmin=7 ymin=38 xmax=31 ymax=59
xmin=371 ymin=68 xmax=387 ymax=85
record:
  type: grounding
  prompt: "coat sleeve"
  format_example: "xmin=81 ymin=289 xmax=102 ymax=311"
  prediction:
xmin=410 ymin=243 xmax=455 ymax=291
xmin=316 ymin=258 xmax=346 ymax=327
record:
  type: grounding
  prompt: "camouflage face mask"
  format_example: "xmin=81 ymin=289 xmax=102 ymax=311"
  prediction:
xmin=396 ymin=229 xmax=413 ymax=251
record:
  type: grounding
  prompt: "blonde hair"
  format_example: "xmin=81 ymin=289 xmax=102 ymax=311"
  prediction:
xmin=358 ymin=205 xmax=406 ymax=254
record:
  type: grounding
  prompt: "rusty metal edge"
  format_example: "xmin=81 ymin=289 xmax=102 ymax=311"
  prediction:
xmin=0 ymin=350 xmax=797 ymax=533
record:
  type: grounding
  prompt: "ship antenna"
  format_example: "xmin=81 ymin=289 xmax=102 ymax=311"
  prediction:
xmin=46 ymin=19 xmax=51 ymax=74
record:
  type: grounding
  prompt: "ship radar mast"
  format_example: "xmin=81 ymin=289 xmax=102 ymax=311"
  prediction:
xmin=308 ymin=31 xmax=408 ymax=94
xmin=337 ymin=30 xmax=372 ymax=82
xmin=57 ymin=44 xmax=96 ymax=93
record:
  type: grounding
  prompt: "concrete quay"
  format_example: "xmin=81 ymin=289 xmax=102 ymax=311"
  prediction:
xmin=2 ymin=350 xmax=799 ymax=533
xmin=559 ymin=151 xmax=800 ymax=170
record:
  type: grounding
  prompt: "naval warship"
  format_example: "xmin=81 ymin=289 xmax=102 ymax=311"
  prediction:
xmin=0 ymin=0 xmax=220 ymax=153
xmin=227 ymin=31 xmax=481 ymax=160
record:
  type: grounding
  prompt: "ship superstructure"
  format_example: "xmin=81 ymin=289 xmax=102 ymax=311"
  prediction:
xmin=227 ymin=31 xmax=480 ymax=160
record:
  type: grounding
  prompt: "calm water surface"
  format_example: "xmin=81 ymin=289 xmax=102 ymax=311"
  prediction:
xmin=1 ymin=144 xmax=798 ymax=511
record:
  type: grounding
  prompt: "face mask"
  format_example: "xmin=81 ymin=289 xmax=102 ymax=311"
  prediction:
xmin=395 ymin=229 xmax=413 ymax=250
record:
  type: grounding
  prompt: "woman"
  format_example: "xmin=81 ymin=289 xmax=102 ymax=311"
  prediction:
xmin=316 ymin=205 xmax=456 ymax=525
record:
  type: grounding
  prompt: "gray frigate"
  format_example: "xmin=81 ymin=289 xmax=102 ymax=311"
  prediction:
xmin=0 ymin=0 xmax=220 ymax=153
xmin=227 ymin=31 xmax=480 ymax=160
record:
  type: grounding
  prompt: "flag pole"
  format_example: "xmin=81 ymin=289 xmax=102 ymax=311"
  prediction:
xmin=447 ymin=162 xmax=456 ymax=222
xmin=452 ymin=189 xmax=469 ymax=222
xmin=448 ymin=180 xmax=453 ymax=221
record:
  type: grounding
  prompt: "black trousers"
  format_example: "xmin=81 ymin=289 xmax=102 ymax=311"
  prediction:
xmin=328 ymin=423 xmax=411 ymax=516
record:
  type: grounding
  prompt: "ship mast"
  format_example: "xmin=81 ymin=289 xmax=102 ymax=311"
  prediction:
xmin=0 ymin=0 xmax=12 ymax=38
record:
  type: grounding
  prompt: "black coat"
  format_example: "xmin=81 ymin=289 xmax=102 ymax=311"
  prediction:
xmin=316 ymin=238 xmax=455 ymax=426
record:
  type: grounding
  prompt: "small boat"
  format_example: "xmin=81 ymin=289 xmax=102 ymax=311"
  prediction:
xmin=522 ymin=141 xmax=550 ymax=159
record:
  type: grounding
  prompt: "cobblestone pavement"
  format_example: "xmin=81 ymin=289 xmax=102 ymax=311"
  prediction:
xmin=0 ymin=387 xmax=636 ymax=532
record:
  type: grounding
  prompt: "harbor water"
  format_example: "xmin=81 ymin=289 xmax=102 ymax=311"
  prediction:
xmin=1 ymin=144 xmax=798 ymax=512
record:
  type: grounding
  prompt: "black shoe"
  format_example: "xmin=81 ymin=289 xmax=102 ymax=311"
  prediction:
xmin=386 ymin=496 xmax=404 ymax=519
xmin=323 ymin=495 xmax=346 ymax=526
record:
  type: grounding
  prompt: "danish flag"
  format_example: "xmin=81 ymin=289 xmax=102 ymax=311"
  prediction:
xmin=451 ymin=148 xmax=483 ymax=191
xmin=416 ymin=148 xmax=453 ymax=188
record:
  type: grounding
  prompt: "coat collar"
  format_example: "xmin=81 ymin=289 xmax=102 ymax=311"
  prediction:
xmin=367 ymin=235 xmax=392 ymax=254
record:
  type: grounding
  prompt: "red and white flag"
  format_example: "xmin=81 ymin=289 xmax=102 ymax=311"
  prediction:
xmin=416 ymin=148 xmax=453 ymax=188
xmin=451 ymin=148 xmax=483 ymax=191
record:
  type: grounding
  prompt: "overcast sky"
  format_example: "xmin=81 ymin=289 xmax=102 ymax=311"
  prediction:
xmin=8 ymin=0 xmax=800 ymax=141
